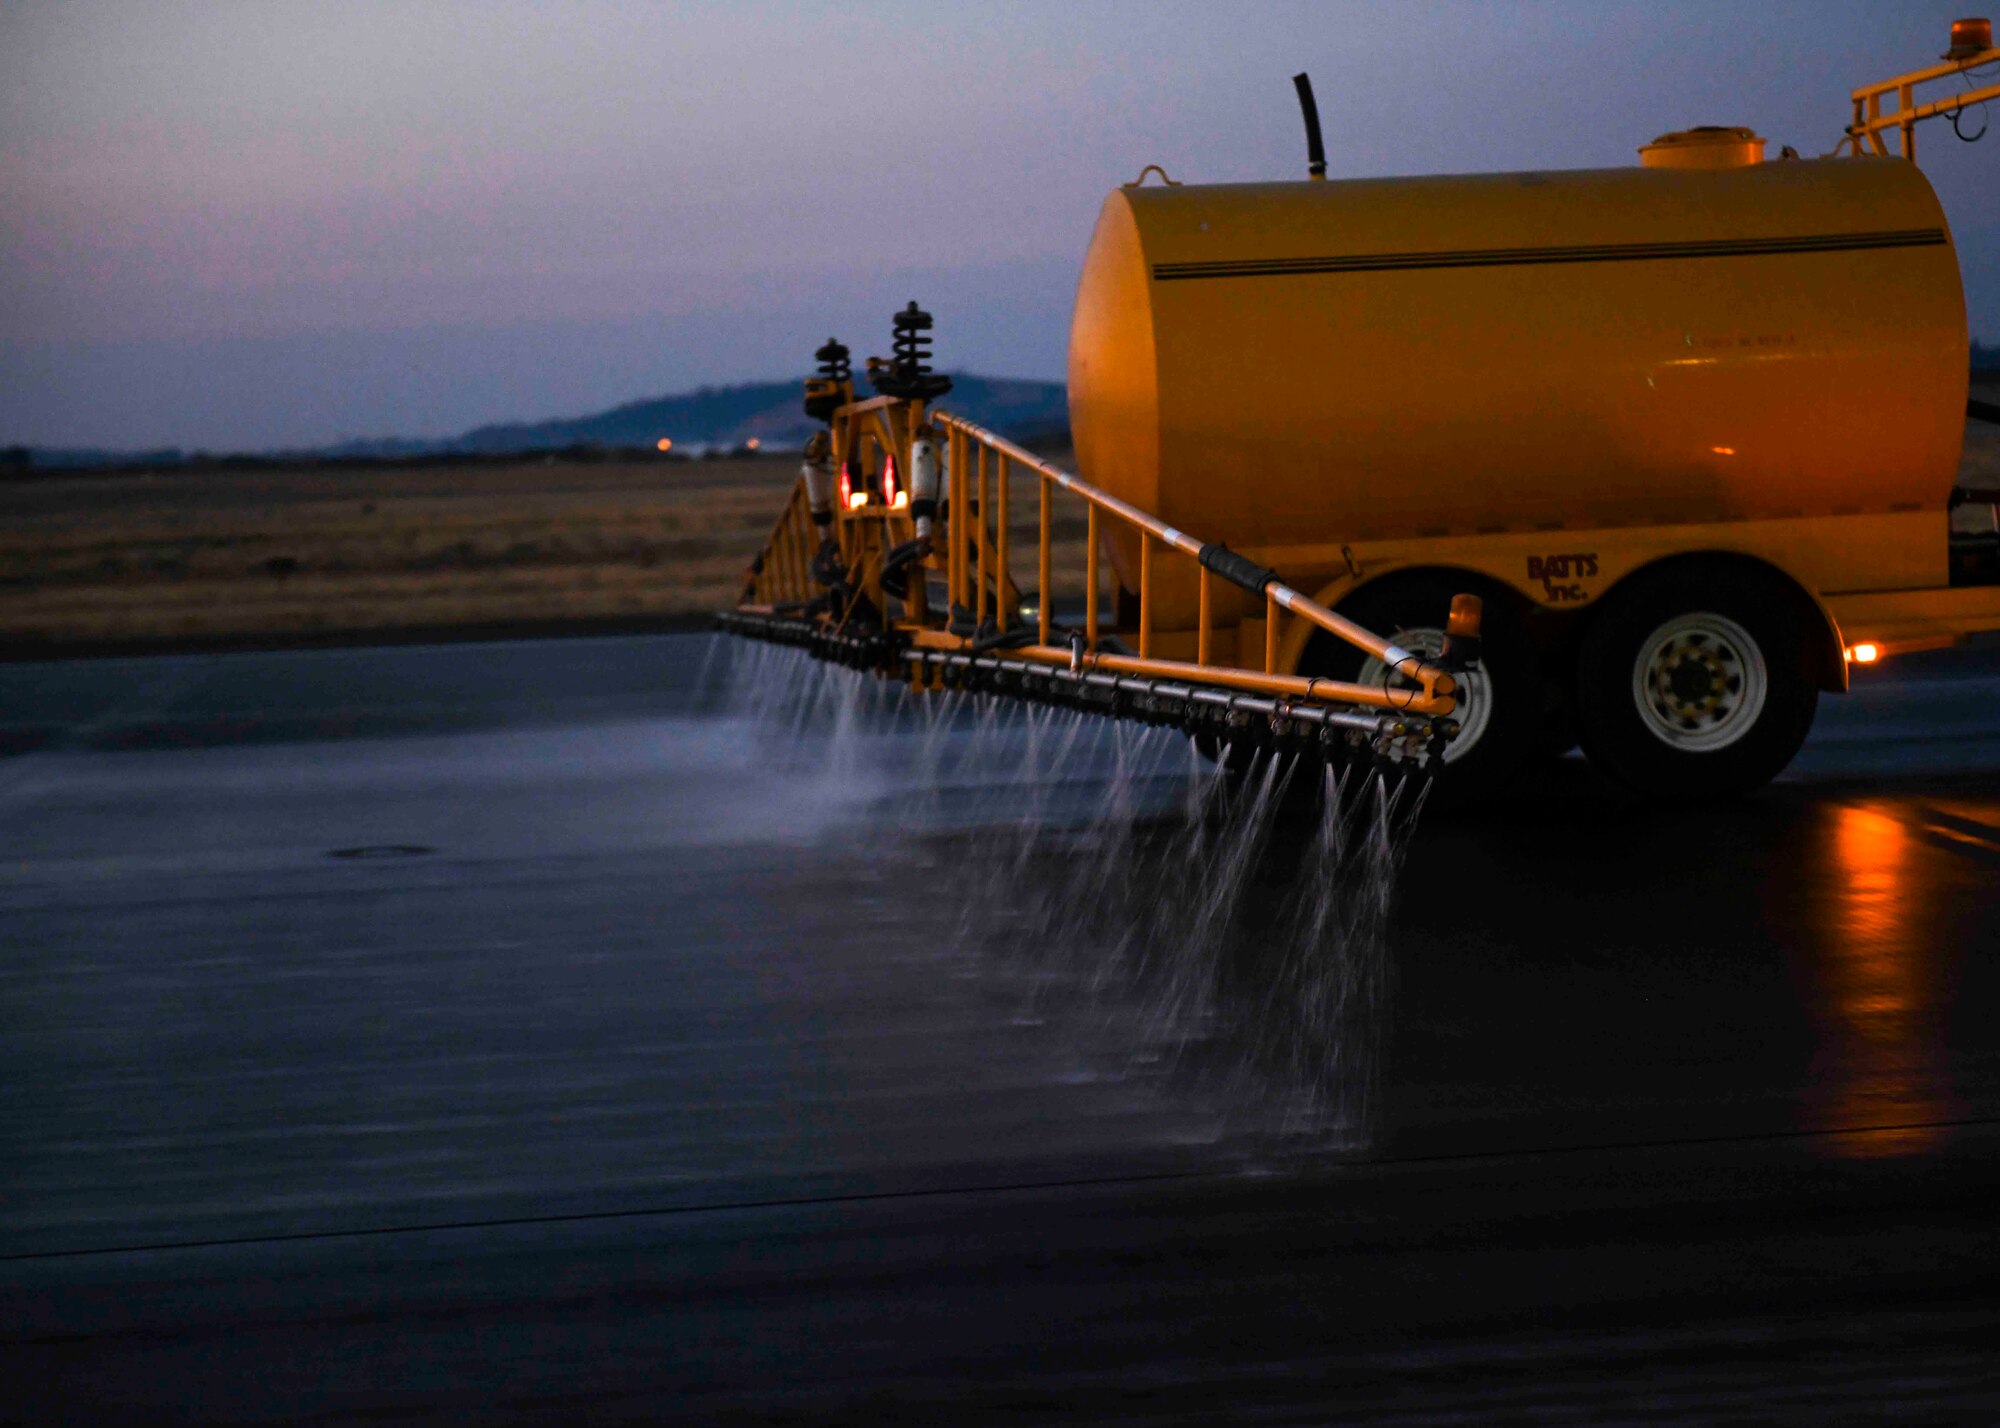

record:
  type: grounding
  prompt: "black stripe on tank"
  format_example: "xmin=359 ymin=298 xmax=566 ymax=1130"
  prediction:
xmin=1149 ymin=228 xmax=1948 ymax=281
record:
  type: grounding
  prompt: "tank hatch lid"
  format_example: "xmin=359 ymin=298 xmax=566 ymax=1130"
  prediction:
xmin=1639 ymin=125 xmax=1766 ymax=169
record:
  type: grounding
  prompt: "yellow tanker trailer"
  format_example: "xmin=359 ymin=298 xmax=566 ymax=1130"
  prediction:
xmin=727 ymin=19 xmax=2000 ymax=801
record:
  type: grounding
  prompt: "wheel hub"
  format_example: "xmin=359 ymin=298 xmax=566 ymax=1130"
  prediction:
xmin=1666 ymin=650 xmax=1719 ymax=704
xmin=1357 ymin=627 xmax=1489 ymax=764
xmin=1632 ymin=615 xmax=1767 ymax=751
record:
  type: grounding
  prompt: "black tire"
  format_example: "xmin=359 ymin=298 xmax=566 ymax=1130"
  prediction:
xmin=1302 ymin=573 xmax=1542 ymax=806
xmin=1572 ymin=562 xmax=1819 ymax=801
xmin=1536 ymin=692 xmax=1581 ymax=761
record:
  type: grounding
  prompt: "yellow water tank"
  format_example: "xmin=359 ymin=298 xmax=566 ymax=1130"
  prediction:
xmin=1067 ymin=156 xmax=1968 ymax=608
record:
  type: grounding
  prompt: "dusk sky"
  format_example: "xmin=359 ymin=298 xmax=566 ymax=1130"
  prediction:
xmin=5 ymin=1 xmax=1998 ymax=450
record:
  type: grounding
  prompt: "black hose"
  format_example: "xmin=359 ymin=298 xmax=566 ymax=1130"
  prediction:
xmin=877 ymin=537 xmax=927 ymax=601
xmin=1292 ymin=73 xmax=1327 ymax=179
xmin=968 ymin=625 xmax=1036 ymax=653
xmin=1199 ymin=541 xmax=1279 ymax=594
xmin=1970 ymin=396 xmax=2000 ymax=425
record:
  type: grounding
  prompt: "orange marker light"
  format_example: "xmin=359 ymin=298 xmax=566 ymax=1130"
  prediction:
xmin=1947 ymin=17 xmax=1992 ymax=59
xmin=745 ymin=437 xmax=761 ymax=451
xmin=656 ymin=438 xmax=673 ymax=452
xmin=1712 ymin=446 xmax=1736 ymax=456
xmin=1446 ymin=592 xmax=1484 ymax=639
xmin=1846 ymin=642 xmax=1880 ymax=664
xmin=1439 ymin=592 xmax=1484 ymax=671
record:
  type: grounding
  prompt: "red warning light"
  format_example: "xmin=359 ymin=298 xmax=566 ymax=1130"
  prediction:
xmin=882 ymin=454 xmax=899 ymax=504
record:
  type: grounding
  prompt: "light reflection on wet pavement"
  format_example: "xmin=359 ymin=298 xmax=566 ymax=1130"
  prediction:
xmin=4 ymin=633 xmax=2000 ymax=1420
xmin=4 ymin=636 xmax=1999 ymax=1245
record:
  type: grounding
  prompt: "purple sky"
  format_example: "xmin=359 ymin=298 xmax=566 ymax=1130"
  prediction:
xmin=5 ymin=0 xmax=1998 ymax=449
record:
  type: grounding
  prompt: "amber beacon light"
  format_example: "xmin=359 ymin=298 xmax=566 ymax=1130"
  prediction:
xmin=1946 ymin=17 xmax=1993 ymax=59
xmin=1439 ymin=594 xmax=1484 ymax=672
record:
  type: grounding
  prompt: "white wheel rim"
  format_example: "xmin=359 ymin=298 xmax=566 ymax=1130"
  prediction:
xmin=1357 ymin=627 xmax=1491 ymax=764
xmin=1631 ymin=612 xmax=1767 ymax=751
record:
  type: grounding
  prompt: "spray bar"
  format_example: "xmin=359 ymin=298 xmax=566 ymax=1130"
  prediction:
xmin=903 ymin=647 xmax=1407 ymax=735
xmin=716 ymin=607 xmax=1450 ymax=766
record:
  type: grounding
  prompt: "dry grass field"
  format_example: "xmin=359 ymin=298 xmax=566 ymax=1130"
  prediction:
xmin=3 ymin=404 xmax=1994 ymax=657
xmin=0 ymin=458 xmax=798 ymax=652
xmin=0 ymin=452 xmax=1088 ymax=655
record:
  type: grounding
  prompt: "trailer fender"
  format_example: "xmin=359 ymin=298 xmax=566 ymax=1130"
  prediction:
xmin=1282 ymin=566 xmax=1532 ymax=676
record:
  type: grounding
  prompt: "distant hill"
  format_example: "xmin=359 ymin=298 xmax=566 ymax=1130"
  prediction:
xmin=15 ymin=373 xmax=1069 ymax=471
xmin=438 ymin=374 xmax=1068 ymax=457
xmin=22 ymin=342 xmax=2000 ymax=471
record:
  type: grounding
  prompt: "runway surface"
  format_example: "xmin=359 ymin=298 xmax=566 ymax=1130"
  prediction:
xmin=4 ymin=632 xmax=2000 ymax=1422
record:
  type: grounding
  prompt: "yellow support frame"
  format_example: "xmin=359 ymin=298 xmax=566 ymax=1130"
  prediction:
xmin=1844 ymin=41 xmax=2000 ymax=159
xmin=922 ymin=413 xmax=1457 ymax=717
xmin=732 ymin=399 xmax=1463 ymax=720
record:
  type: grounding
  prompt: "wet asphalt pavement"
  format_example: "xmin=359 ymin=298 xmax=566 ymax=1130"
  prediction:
xmin=3 ymin=633 xmax=1999 ymax=1423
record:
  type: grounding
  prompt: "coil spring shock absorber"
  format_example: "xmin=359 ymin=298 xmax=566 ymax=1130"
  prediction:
xmin=867 ymin=303 xmax=953 ymax=401
xmin=804 ymin=337 xmax=851 ymax=422
xmin=891 ymin=302 xmax=930 ymax=380
xmin=815 ymin=337 xmax=851 ymax=383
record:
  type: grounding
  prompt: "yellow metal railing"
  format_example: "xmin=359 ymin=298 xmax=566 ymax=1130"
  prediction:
xmin=931 ymin=415 xmax=1458 ymax=719
xmin=1842 ymin=35 xmax=1999 ymax=160
xmin=741 ymin=476 xmax=819 ymax=608
xmin=728 ymin=390 xmax=1464 ymax=724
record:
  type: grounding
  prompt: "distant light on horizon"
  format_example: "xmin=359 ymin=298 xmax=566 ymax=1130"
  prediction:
xmin=656 ymin=438 xmax=673 ymax=452
xmin=745 ymin=437 xmax=761 ymax=450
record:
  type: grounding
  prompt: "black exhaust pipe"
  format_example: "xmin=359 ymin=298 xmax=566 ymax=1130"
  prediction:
xmin=1292 ymin=72 xmax=1327 ymax=180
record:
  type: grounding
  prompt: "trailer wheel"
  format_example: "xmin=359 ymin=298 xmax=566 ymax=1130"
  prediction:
xmin=1573 ymin=564 xmax=1818 ymax=800
xmin=1303 ymin=574 xmax=1541 ymax=803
